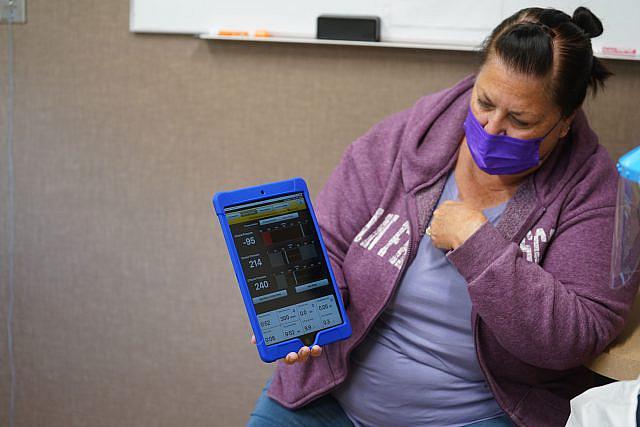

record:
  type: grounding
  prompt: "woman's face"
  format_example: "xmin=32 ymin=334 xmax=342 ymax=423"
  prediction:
xmin=470 ymin=56 xmax=573 ymax=164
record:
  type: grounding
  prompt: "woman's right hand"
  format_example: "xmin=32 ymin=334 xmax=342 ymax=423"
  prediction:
xmin=250 ymin=334 xmax=322 ymax=365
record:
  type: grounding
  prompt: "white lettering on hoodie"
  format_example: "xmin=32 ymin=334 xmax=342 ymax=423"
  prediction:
xmin=354 ymin=208 xmax=412 ymax=270
xmin=519 ymin=227 xmax=555 ymax=264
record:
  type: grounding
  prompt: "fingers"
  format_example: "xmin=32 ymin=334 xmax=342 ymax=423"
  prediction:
xmin=284 ymin=352 xmax=299 ymax=364
xmin=250 ymin=333 xmax=321 ymax=365
xmin=310 ymin=345 xmax=322 ymax=357
xmin=282 ymin=345 xmax=322 ymax=364
xmin=297 ymin=346 xmax=310 ymax=362
xmin=251 ymin=333 xmax=307 ymax=363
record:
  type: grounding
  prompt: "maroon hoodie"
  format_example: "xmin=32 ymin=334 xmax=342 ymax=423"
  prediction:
xmin=267 ymin=75 xmax=639 ymax=426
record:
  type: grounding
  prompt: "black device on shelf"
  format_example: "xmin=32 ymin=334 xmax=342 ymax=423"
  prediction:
xmin=317 ymin=15 xmax=380 ymax=42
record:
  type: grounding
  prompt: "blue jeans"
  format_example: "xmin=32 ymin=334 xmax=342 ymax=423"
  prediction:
xmin=247 ymin=378 xmax=514 ymax=426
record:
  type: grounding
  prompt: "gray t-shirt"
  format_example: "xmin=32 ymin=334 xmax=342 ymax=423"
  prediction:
xmin=333 ymin=172 xmax=507 ymax=427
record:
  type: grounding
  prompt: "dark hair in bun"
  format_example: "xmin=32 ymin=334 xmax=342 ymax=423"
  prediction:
xmin=480 ymin=6 xmax=613 ymax=117
xmin=572 ymin=6 xmax=603 ymax=38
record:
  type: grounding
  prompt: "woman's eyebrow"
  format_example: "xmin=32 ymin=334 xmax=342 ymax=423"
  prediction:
xmin=480 ymin=89 xmax=537 ymax=119
xmin=478 ymin=90 xmax=494 ymax=105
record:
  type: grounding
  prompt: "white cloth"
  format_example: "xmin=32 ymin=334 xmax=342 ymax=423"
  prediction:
xmin=566 ymin=376 xmax=640 ymax=427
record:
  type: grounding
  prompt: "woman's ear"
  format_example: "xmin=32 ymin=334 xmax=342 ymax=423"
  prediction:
xmin=561 ymin=111 xmax=577 ymax=138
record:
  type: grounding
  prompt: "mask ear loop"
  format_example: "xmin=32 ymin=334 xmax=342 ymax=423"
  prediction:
xmin=538 ymin=116 xmax=568 ymax=164
xmin=541 ymin=115 xmax=564 ymax=140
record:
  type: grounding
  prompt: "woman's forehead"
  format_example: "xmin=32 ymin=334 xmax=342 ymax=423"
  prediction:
xmin=475 ymin=58 xmax=556 ymax=117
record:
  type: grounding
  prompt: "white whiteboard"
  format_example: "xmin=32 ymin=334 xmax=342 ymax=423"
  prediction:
xmin=131 ymin=0 xmax=640 ymax=60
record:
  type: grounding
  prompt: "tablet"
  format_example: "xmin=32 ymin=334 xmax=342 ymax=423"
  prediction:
xmin=213 ymin=177 xmax=352 ymax=362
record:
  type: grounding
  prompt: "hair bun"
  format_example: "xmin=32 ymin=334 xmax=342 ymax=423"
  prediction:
xmin=572 ymin=7 xmax=604 ymax=38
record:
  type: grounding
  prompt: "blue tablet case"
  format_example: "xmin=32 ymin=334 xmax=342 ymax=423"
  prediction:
xmin=213 ymin=177 xmax=352 ymax=362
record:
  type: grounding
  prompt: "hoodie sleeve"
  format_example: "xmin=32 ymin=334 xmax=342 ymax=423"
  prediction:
xmin=313 ymin=114 xmax=404 ymax=308
xmin=446 ymin=165 xmax=638 ymax=371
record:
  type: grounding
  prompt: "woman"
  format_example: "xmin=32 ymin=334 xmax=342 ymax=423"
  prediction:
xmin=248 ymin=6 xmax=639 ymax=427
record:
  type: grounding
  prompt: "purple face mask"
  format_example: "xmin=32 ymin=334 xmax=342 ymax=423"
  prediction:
xmin=463 ymin=107 xmax=559 ymax=175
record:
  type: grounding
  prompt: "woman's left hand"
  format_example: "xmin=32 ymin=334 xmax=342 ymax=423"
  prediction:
xmin=428 ymin=201 xmax=488 ymax=251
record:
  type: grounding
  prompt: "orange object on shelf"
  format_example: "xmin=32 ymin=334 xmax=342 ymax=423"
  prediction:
xmin=254 ymin=30 xmax=272 ymax=37
xmin=217 ymin=30 xmax=249 ymax=36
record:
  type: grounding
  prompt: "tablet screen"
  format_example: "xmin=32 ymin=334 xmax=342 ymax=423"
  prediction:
xmin=224 ymin=192 xmax=344 ymax=346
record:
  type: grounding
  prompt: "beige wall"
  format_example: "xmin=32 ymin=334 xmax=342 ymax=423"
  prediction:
xmin=0 ymin=2 xmax=638 ymax=426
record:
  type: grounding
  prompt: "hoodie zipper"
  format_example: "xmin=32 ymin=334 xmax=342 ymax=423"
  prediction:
xmin=331 ymin=192 xmax=422 ymax=387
